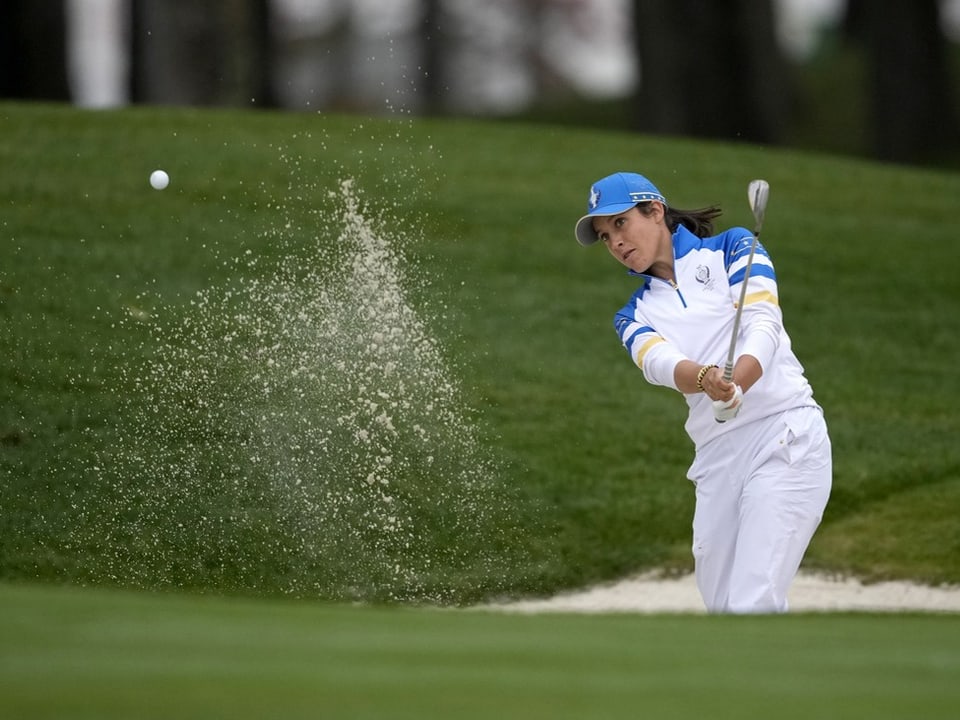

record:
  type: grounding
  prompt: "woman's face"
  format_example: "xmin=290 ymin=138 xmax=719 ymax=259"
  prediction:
xmin=592 ymin=203 xmax=669 ymax=274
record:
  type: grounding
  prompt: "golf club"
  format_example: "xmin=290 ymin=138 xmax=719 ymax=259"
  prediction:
xmin=722 ymin=179 xmax=770 ymax=382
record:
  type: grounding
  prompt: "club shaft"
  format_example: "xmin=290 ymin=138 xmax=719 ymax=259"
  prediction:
xmin=723 ymin=230 xmax=760 ymax=382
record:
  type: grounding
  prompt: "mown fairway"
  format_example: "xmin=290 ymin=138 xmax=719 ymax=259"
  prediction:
xmin=3 ymin=582 xmax=959 ymax=720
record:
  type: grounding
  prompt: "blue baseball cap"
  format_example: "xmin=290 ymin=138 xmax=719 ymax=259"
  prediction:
xmin=574 ymin=172 xmax=667 ymax=246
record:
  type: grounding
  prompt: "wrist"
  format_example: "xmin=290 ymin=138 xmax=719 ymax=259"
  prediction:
xmin=696 ymin=364 xmax=717 ymax=392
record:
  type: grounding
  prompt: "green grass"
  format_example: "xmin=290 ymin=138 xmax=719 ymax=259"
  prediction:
xmin=3 ymin=581 xmax=959 ymax=720
xmin=1 ymin=101 xmax=959 ymax=606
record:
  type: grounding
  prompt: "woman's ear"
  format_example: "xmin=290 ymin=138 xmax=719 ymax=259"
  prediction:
xmin=650 ymin=201 xmax=666 ymax=222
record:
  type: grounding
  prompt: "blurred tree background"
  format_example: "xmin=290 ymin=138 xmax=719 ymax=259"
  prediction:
xmin=2 ymin=0 xmax=959 ymax=168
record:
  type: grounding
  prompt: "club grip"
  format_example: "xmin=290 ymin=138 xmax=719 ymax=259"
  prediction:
xmin=722 ymin=361 xmax=734 ymax=383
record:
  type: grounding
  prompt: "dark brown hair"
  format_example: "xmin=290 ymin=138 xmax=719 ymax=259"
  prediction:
xmin=637 ymin=202 xmax=723 ymax=238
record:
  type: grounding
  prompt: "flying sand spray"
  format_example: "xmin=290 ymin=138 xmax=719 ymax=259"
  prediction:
xmin=84 ymin=161 xmax=533 ymax=603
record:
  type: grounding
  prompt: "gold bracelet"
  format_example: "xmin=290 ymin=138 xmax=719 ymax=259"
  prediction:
xmin=696 ymin=364 xmax=717 ymax=392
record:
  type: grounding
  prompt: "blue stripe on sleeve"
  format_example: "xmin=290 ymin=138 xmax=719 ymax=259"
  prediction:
xmin=623 ymin=324 xmax=655 ymax=347
xmin=729 ymin=241 xmax=770 ymax=264
xmin=729 ymin=262 xmax=776 ymax=286
xmin=720 ymin=229 xmax=762 ymax=266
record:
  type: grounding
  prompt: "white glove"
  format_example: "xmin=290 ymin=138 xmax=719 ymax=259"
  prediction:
xmin=712 ymin=385 xmax=743 ymax=423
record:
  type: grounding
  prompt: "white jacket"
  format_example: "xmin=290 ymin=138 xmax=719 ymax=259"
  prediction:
xmin=614 ymin=224 xmax=820 ymax=449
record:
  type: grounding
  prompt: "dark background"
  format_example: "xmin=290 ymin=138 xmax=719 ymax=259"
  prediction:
xmin=3 ymin=0 xmax=959 ymax=168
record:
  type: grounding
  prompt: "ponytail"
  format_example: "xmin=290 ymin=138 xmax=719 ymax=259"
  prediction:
xmin=665 ymin=206 xmax=723 ymax=237
xmin=636 ymin=201 xmax=722 ymax=237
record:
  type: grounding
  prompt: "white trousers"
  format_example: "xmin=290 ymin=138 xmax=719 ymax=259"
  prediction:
xmin=687 ymin=407 xmax=832 ymax=613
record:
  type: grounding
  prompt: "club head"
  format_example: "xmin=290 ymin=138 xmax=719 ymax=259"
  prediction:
xmin=748 ymin=179 xmax=769 ymax=227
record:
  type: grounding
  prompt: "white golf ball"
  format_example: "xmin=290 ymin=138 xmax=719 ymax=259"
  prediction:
xmin=150 ymin=169 xmax=169 ymax=190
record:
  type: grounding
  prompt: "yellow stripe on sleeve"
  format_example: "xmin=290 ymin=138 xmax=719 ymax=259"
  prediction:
xmin=742 ymin=290 xmax=779 ymax=307
xmin=634 ymin=337 xmax=665 ymax=368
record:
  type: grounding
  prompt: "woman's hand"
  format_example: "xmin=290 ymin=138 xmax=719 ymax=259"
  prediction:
xmin=694 ymin=364 xmax=746 ymax=422
xmin=712 ymin=385 xmax=743 ymax=422
xmin=700 ymin=365 xmax=736 ymax=402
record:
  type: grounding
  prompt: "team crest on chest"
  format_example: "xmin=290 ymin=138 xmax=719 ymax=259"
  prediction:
xmin=695 ymin=264 xmax=716 ymax=291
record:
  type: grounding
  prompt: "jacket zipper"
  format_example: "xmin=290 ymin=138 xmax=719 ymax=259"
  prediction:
xmin=666 ymin=278 xmax=688 ymax=308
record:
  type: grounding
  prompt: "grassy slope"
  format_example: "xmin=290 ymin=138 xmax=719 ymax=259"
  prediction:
xmin=3 ymin=582 xmax=959 ymax=720
xmin=1 ymin=103 xmax=959 ymax=604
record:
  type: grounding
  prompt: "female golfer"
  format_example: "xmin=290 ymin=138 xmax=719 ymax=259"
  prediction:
xmin=575 ymin=171 xmax=831 ymax=613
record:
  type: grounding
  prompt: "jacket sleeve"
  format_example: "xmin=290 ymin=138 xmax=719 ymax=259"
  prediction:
xmin=725 ymin=228 xmax=782 ymax=371
xmin=614 ymin=311 xmax=687 ymax=391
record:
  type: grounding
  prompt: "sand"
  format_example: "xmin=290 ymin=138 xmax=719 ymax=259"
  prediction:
xmin=495 ymin=571 xmax=960 ymax=614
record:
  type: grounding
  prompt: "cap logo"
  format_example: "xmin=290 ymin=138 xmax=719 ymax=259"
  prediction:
xmin=588 ymin=186 xmax=601 ymax=210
